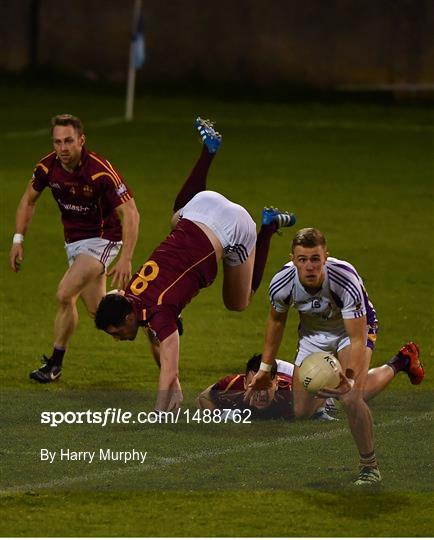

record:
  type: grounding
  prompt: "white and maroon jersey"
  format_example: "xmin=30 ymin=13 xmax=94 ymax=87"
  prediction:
xmin=269 ymin=257 xmax=377 ymax=337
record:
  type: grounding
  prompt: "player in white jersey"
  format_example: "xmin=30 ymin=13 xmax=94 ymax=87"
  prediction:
xmin=269 ymin=255 xmax=378 ymax=366
xmin=247 ymin=227 xmax=424 ymax=486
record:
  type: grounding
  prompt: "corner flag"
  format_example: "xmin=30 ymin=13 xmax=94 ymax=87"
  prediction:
xmin=125 ymin=0 xmax=145 ymax=121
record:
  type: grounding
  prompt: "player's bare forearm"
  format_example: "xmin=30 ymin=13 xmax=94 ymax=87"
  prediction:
xmin=262 ymin=307 xmax=288 ymax=364
xmin=344 ymin=316 xmax=368 ymax=381
xmin=154 ymin=330 xmax=180 ymax=411
xmin=245 ymin=308 xmax=288 ymax=395
xmin=109 ymin=199 xmax=140 ymax=287
xmin=118 ymin=199 xmax=140 ymax=262
xmin=15 ymin=183 xmax=40 ymax=235
xmin=10 ymin=184 xmax=41 ymax=271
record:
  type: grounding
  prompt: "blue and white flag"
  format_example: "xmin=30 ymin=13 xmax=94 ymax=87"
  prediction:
xmin=132 ymin=10 xmax=145 ymax=69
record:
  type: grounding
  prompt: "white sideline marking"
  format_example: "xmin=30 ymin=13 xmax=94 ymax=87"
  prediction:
xmin=0 ymin=412 xmax=430 ymax=495
xmin=4 ymin=117 xmax=125 ymax=139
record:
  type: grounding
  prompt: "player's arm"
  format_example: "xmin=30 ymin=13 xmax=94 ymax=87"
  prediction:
xmin=144 ymin=327 xmax=161 ymax=367
xmin=246 ymin=307 xmax=288 ymax=395
xmin=154 ymin=330 xmax=183 ymax=412
xmin=196 ymin=385 xmax=217 ymax=410
xmin=10 ymin=182 xmax=42 ymax=272
xmin=343 ymin=315 xmax=368 ymax=381
xmin=107 ymin=198 xmax=140 ymax=289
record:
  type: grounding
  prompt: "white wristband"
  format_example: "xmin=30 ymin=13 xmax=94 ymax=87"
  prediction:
xmin=259 ymin=361 xmax=272 ymax=372
xmin=12 ymin=233 xmax=24 ymax=244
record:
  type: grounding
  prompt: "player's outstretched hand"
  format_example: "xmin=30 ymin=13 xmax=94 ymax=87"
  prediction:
xmin=107 ymin=258 xmax=132 ymax=289
xmin=167 ymin=388 xmax=184 ymax=412
xmin=316 ymin=371 xmax=355 ymax=398
xmin=244 ymin=370 xmax=272 ymax=402
xmin=10 ymin=243 xmax=24 ymax=272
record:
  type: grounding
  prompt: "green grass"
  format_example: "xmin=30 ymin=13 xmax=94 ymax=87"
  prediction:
xmin=0 ymin=81 xmax=433 ymax=536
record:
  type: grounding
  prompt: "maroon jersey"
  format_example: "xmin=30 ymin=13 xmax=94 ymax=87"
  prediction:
xmin=210 ymin=372 xmax=294 ymax=420
xmin=31 ymin=147 xmax=133 ymax=243
xmin=124 ymin=219 xmax=218 ymax=342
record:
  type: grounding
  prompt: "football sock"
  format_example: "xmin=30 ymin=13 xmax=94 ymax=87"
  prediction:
xmin=173 ymin=146 xmax=214 ymax=212
xmin=386 ymin=351 xmax=410 ymax=375
xmin=359 ymin=450 xmax=378 ymax=469
xmin=251 ymin=223 xmax=278 ymax=292
xmin=51 ymin=346 xmax=66 ymax=367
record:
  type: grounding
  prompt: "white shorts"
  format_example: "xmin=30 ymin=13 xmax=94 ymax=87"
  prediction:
xmin=65 ymin=238 xmax=122 ymax=270
xmin=276 ymin=359 xmax=295 ymax=377
xmin=180 ymin=190 xmax=257 ymax=266
xmin=294 ymin=330 xmax=350 ymax=367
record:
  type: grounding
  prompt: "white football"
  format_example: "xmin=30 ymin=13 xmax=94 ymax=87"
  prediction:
xmin=298 ymin=352 xmax=342 ymax=394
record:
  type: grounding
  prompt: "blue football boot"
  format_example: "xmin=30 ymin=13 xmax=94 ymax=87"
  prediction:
xmin=195 ymin=117 xmax=222 ymax=154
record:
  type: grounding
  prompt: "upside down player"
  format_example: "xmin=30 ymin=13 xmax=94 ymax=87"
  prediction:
xmin=247 ymin=228 xmax=424 ymax=485
xmin=95 ymin=118 xmax=296 ymax=413
xmin=197 ymin=346 xmax=423 ymax=420
xmin=9 ymin=114 xmax=140 ymax=382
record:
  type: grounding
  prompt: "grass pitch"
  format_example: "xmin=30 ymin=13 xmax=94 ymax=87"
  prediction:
xmin=0 ymin=80 xmax=433 ymax=536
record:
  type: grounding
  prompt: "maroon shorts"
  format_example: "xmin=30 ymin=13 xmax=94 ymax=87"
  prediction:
xmin=125 ymin=219 xmax=218 ymax=341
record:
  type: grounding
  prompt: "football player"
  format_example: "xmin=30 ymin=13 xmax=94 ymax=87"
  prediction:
xmin=10 ymin=114 xmax=140 ymax=383
xmin=95 ymin=118 xmax=296 ymax=413
xmin=198 ymin=346 xmax=422 ymax=421
xmin=247 ymin=228 xmax=424 ymax=485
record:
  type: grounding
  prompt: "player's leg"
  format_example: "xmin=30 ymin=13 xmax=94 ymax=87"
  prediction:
xmin=79 ymin=271 xmax=106 ymax=318
xmin=292 ymin=366 xmax=325 ymax=418
xmin=54 ymin=255 xmax=104 ymax=346
xmin=172 ymin=118 xmax=221 ymax=214
xmin=363 ymin=342 xmax=424 ymax=401
xmin=251 ymin=208 xmax=297 ymax=292
xmin=363 ymin=365 xmax=394 ymax=401
xmin=30 ymin=254 xmax=104 ymax=383
xmin=337 ymin=345 xmax=381 ymax=484
xmin=222 ymin=247 xmax=256 ymax=311
xmin=222 ymin=208 xmax=297 ymax=311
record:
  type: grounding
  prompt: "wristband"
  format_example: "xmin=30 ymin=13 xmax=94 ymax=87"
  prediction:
xmin=259 ymin=361 xmax=272 ymax=372
xmin=12 ymin=233 xmax=24 ymax=244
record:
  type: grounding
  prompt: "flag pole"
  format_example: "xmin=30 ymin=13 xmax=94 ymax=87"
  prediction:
xmin=125 ymin=0 xmax=143 ymax=122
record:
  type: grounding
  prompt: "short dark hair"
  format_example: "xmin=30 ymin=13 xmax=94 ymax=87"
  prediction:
xmin=51 ymin=114 xmax=84 ymax=135
xmin=245 ymin=354 xmax=278 ymax=379
xmin=291 ymin=227 xmax=327 ymax=253
xmin=95 ymin=294 xmax=133 ymax=330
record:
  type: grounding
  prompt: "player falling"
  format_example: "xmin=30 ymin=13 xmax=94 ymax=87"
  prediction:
xmin=95 ymin=117 xmax=296 ymax=412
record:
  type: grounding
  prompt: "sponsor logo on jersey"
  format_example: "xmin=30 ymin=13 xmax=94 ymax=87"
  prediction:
xmin=58 ymin=200 xmax=93 ymax=213
xmin=115 ymin=183 xmax=128 ymax=197
xmin=49 ymin=182 xmax=61 ymax=189
xmin=83 ymin=185 xmax=93 ymax=197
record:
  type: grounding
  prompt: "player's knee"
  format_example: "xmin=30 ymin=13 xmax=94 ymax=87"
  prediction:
xmin=340 ymin=391 xmax=364 ymax=411
xmin=56 ymin=287 xmax=76 ymax=306
xmin=223 ymin=295 xmax=250 ymax=311
xmin=84 ymin=306 xmax=97 ymax=319
xmin=224 ymin=301 xmax=247 ymax=311
xmin=293 ymin=401 xmax=314 ymax=419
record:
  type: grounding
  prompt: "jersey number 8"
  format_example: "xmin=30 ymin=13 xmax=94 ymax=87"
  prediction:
xmin=130 ymin=260 xmax=159 ymax=296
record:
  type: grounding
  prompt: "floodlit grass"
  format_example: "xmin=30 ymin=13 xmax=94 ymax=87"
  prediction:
xmin=0 ymin=81 xmax=433 ymax=536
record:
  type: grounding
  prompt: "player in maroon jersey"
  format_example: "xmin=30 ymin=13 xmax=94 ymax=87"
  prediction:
xmin=9 ymin=114 xmax=140 ymax=383
xmin=95 ymin=118 xmax=296 ymax=412
xmin=197 ymin=354 xmax=296 ymax=420
xmin=197 ymin=347 xmax=423 ymax=421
